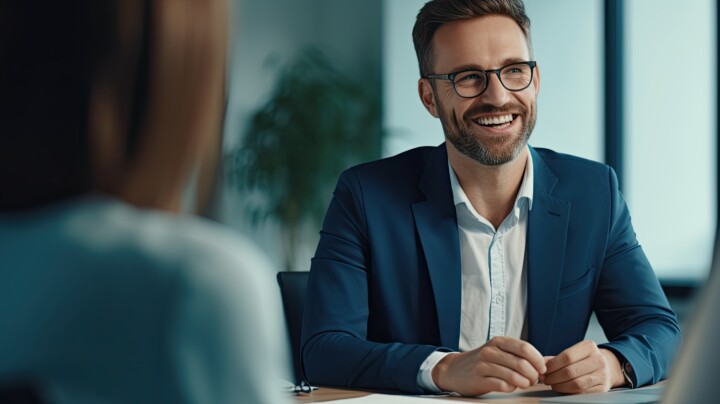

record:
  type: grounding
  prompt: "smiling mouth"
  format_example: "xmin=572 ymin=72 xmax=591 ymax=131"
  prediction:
xmin=473 ymin=114 xmax=517 ymax=129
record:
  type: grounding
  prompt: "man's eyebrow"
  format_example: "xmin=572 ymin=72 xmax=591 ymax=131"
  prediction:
xmin=443 ymin=63 xmax=483 ymax=73
xmin=499 ymin=57 xmax=529 ymax=66
xmin=444 ymin=58 xmax=530 ymax=73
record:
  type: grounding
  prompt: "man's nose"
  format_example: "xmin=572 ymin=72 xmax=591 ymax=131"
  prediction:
xmin=479 ymin=73 xmax=512 ymax=106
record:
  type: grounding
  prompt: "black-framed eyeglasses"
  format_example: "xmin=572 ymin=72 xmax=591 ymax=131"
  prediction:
xmin=424 ymin=61 xmax=537 ymax=99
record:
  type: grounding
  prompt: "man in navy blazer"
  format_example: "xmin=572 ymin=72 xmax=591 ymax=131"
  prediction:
xmin=301 ymin=0 xmax=680 ymax=397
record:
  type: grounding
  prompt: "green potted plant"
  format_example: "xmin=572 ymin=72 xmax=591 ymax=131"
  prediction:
xmin=226 ymin=48 xmax=382 ymax=270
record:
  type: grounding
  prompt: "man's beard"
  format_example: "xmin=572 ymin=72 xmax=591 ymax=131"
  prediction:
xmin=438 ymin=98 xmax=537 ymax=166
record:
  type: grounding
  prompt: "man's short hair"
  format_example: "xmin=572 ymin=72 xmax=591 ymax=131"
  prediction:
xmin=412 ymin=0 xmax=532 ymax=77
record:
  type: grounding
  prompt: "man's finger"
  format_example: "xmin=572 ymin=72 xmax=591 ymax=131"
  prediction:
xmin=545 ymin=340 xmax=596 ymax=373
xmin=484 ymin=363 xmax=535 ymax=389
xmin=543 ymin=356 xmax=602 ymax=385
xmin=484 ymin=377 xmax=519 ymax=394
xmin=549 ymin=373 xmax=604 ymax=394
xmin=485 ymin=348 xmax=541 ymax=384
xmin=491 ymin=336 xmax=547 ymax=373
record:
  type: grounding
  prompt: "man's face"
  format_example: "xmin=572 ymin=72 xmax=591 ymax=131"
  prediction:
xmin=420 ymin=15 xmax=539 ymax=166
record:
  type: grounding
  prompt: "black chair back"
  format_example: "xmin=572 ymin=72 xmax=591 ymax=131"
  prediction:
xmin=276 ymin=271 xmax=309 ymax=385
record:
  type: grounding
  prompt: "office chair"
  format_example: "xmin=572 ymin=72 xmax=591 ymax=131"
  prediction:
xmin=276 ymin=271 xmax=310 ymax=385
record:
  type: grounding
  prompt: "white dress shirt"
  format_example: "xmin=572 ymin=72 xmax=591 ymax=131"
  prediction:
xmin=417 ymin=148 xmax=534 ymax=392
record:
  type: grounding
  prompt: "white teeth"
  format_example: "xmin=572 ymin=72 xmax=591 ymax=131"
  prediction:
xmin=476 ymin=114 xmax=513 ymax=126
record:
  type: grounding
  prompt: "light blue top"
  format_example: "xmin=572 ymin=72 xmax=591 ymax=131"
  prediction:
xmin=0 ymin=196 xmax=290 ymax=404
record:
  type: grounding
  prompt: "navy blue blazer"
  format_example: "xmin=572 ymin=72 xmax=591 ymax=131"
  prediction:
xmin=301 ymin=144 xmax=681 ymax=394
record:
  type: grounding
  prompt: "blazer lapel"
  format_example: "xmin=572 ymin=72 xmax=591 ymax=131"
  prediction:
xmin=411 ymin=145 xmax=462 ymax=350
xmin=526 ymin=147 xmax=571 ymax=354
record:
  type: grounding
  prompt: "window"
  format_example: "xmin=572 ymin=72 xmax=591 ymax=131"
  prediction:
xmin=625 ymin=0 xmax=716 ymax=281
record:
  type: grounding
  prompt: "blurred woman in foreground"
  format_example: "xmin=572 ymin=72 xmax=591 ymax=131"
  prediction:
xmin=0 ymin=1 xmax=290 ymax=402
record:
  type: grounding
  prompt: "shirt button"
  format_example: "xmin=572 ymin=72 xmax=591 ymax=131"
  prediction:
xmin=495 ymin=295 xmax=504 ymax=304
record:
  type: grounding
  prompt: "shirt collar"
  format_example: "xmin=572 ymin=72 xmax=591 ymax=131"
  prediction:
xmin=448 ymin=146 xmax=535 ymax=216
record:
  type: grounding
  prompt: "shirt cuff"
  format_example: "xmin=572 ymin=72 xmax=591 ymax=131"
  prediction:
xmin=416 ymin=351 xmax=457 ymax=393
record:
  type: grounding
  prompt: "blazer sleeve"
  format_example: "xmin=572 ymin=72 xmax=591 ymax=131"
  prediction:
xmin=595 ymin=167 xmax=682 ymax=387
xmin=300 ymin=169 xmax=440 ymax=393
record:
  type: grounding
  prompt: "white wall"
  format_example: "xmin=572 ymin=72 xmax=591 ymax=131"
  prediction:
xmin=225 ymin=0 xmax=381 ymax=150
xmin=523 ymin=0 xmax=603 ymax=162
xmin=382 ymin=0 xmax=443 ymax=156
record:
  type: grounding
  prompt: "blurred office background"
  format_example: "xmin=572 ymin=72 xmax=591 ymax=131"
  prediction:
xmin=217 ymin=0 xmax=716 ymax=334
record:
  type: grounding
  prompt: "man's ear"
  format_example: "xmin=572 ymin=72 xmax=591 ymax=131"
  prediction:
xmin=418 ymin=78 xmax=440 ymax=118
xmin=533 ymin=63 xmax=541 ymax=96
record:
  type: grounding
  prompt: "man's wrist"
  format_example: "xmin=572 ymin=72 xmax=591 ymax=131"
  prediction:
xmin=431 ymin=352 xmax=458 ymax=392
xmin=600 ymin=348 xmax=628 ymax=388
xmin=417 ymin=351 xmax=455 ymax=393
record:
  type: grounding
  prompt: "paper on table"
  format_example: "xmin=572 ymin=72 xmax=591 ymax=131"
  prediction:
xmin=539 ymin=385 xmax=664 ymax=404
xmin=317 ymin=394 xmax=458 ymax=403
